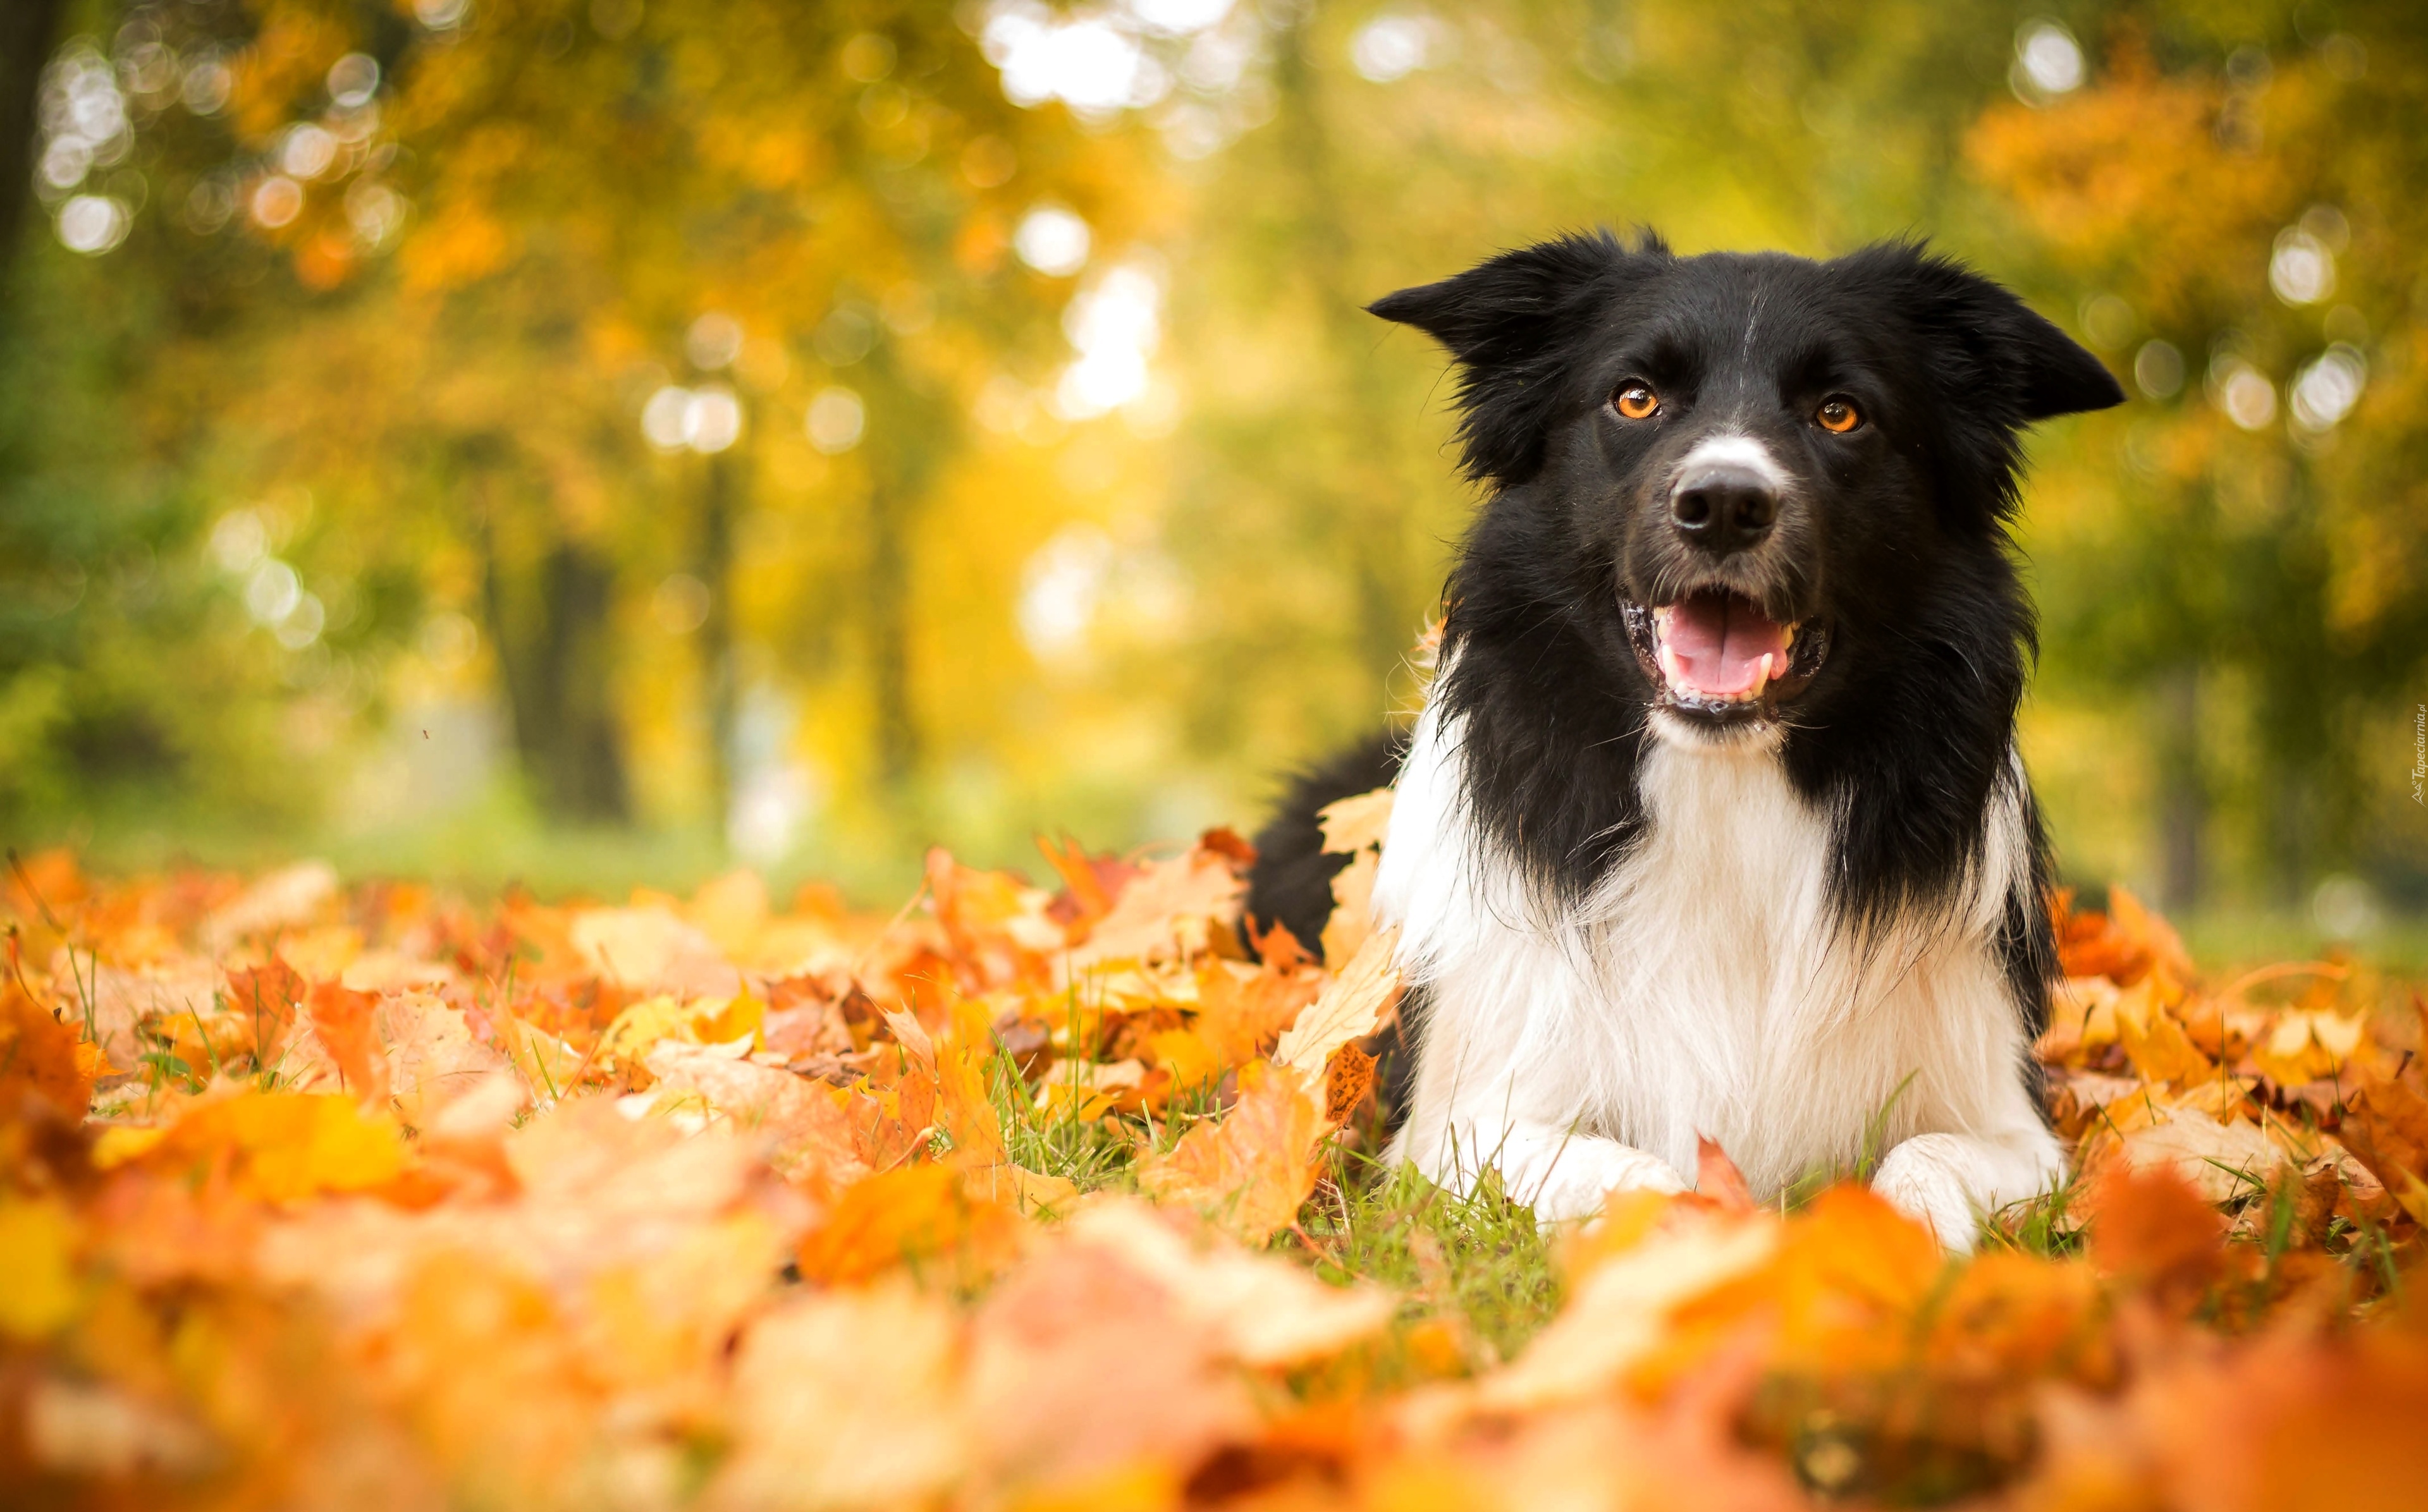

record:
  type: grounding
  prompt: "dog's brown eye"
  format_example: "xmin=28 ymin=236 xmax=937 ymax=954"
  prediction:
xmin=1614 ymin=383 xmax=1659 ymax=420
xmin=1816 ymin=396 xmax=1863 ymax=433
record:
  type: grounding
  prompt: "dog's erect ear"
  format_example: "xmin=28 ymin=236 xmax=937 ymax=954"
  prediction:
xmin=1842 ymin=241 xmax=2124 ymax=525
xmin=1371 ymin=229 xmax=1660 ymax=485
xmin=1858 ymin=242 xmax=2126 ymax=421
xmin=1982 ymin=293 xmax=2126 ymax=420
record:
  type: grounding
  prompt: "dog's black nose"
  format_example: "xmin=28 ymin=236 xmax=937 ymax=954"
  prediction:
xmin=1669 ymin=466 xmax=1777 ymax=554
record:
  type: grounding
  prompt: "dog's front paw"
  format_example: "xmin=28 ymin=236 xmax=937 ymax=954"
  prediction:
xmin=1522 ymin=1136 xmax=1686 ymax=1224
xmin=1872 ymin=1135 xmax=1988 ymax=1252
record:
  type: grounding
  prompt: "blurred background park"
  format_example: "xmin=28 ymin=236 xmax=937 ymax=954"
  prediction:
xmin=1 ymin=0 xmax=2423 ymax=960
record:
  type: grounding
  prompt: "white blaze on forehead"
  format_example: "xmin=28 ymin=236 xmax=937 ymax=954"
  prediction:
xmin=1673 ymin=433 xmax=1787 ymax=488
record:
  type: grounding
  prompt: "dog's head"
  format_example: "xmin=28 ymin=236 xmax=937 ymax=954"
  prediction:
xmin=1374 ymin=233 xmax=2122 ymax=748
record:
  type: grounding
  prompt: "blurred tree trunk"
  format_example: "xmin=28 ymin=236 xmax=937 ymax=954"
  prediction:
xmin=2153 ymin=665 xmax=2202 ymax=911
xmin=859 ymin=350 xmax=947 ymax=800
xmin=0 ymin=0 xmax=66 ymax=276
xmin=699 ymin=446 xmax=739 ymax=836
xmin=467 ymin=446 xmax=632 ymax=826
xmin=867 ymin=480 xmax=916 ymax=792
xmin=1271 ymin=19 xmax=1424 ymax=687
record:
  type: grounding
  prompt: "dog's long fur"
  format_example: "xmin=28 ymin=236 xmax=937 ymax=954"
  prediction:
xmin=1247 ymin=231 xmax=2123 ymax=1247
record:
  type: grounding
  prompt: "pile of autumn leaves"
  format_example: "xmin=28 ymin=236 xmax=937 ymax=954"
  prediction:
xmin=2 ymin=814 xmax=2425 ymax=1511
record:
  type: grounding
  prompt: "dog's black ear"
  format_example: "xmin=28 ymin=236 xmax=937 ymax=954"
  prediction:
xmin=1858 ymin=242 xmax=2125 ymax=421
xmin=1371 ymin=229 xmax=1660 ymax=484
xmin=1843 ymin=241 xmax=2124 ymax=525
xmin=1993 ymin=297 xmax=2126 ymax=420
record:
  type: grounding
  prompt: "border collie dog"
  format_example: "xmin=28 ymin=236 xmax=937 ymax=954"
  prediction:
xmin=1248 ymin=232 xmax=2123 ymax=1248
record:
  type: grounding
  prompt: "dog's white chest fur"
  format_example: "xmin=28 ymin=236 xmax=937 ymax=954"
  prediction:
xmin=1373 ymin=697 xmax=2063 ymax=1245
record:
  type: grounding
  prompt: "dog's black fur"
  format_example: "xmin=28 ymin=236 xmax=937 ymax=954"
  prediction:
xmin=1248 ymin=231 xmax=2121 ymax=1092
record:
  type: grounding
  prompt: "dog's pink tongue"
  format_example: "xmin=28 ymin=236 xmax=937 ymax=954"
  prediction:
xmin=1665 ymin=595 xmax=1791 ymax=696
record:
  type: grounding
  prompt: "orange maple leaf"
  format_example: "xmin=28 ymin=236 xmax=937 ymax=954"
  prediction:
xmin=0 ymin=979 xmax=95 ymax=1119
xmin=307 ymin=980 xmax=388 ymax=1102
xmin=1137 ymin=1061 xmax=1325 ymax=1243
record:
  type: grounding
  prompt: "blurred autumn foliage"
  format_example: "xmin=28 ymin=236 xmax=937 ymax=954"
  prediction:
xmin=5 ymin=798 xmax=2428 ymax=1507
xmin=0 ymin=0 xmax=2423 ymax=928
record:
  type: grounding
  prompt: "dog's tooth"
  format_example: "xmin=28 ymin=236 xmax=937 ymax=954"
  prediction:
xmin=1657 ymin=639 xmax=1684 ymax=690
xmin=1750 ymin=652 xmax=1773 ymax=697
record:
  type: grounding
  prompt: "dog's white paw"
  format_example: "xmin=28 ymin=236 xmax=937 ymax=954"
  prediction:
xmin=1522 ymin=1136 xmax=1687 ymax=1223
xmin=1871 ymin=1135 xmax=1988 ymax=1252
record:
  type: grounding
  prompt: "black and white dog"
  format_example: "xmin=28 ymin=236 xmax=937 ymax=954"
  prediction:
xmin=1248 ymin=232 xmax=2123 ymax=1248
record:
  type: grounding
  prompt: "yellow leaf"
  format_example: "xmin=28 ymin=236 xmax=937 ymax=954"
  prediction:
xmin=140 ymin=1092 xmax=408 ymax=1202
xmin=600 ymin=992 xmax=761 ymax=1070
xmin=569 ymin=906 xmax=742 ymax=996
xmin=1148 ymin=1028 xmax=1220 ymax=1090
xmin=0 ymin=1198 xmax=78 ymax=1338
xmin=1274 ymin=925 xmax=1403 ymax=1077
xmin=2394 ymin=1171 xmax=2428 ymax=1228
xmin=90 ymin=1125 xmax=166 ymax=1168
xmin=2114 ymin=989 xmax=2213 ymax=1088
xmin=1316 ymin=786 xmax=1395 ymax=855
xmin=1320 ymin=846 xmax=1380 ymax=965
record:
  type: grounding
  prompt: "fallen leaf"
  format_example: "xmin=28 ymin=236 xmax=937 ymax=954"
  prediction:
xmin=306 ymin=981 xmax=387 ymax=1102
xmin=1323 ymin=1043 xmax=1376 ymax=1126
xmin=1063 ymin=1198 xmax=1394 ymax=1366
xmin=201 ymin=860 xmax=339 ymax=952
xmin=797 ymin=1164 xmax=1023 ymax=1286
xmin=2115 ymin=1111 xmax=2281 ymax=1205
xmin=710 ymin=1284 xmax=969 ymax=1511
xmin=0 ymin=1197 xmax=78 ymax=1338
xmin=1067 ymin=838 xmax=1247 ymax=970
xmin=1273 ymin=925 xmax=1403 ymax=1075
xmin=966 ymin=1224 xmax=1254 ymax=1491
xmin=1695 ymin=1137 xmax=1757 ymax=1212
xmin=1137 ymin=1061 xmax=1325 ymax=1242
xmin=1480 ymin=1209 xmax=1778 ymax=1411
xmin=570 ymin=906 xmax=743 ymax=997
xmin=1316 ymin=786 xmax=1395 ymax=857
xmin=2083 ymin=1161 xmax=2231 ymax=1302
xmin=644 ymin=1039 xmax=868 ymax=1185
xmin=0 ymin=980 xmax=95 ymax=1118
xmin=138 ymin=1091 xmax=408 ymax=1202
xmin=1320 ymin=846 xmax=1382 ymax=964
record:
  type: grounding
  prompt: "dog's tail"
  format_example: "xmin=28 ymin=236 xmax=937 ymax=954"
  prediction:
xmin=1242 ymin=729 xmax=1402 ymax=957
xmin=1242 ymin=729 xmax=1421 ymax=1137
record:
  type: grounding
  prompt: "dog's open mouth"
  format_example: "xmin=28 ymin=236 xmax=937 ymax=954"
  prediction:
xmin=1622 ymin=590 xmax=1829 ymax=721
